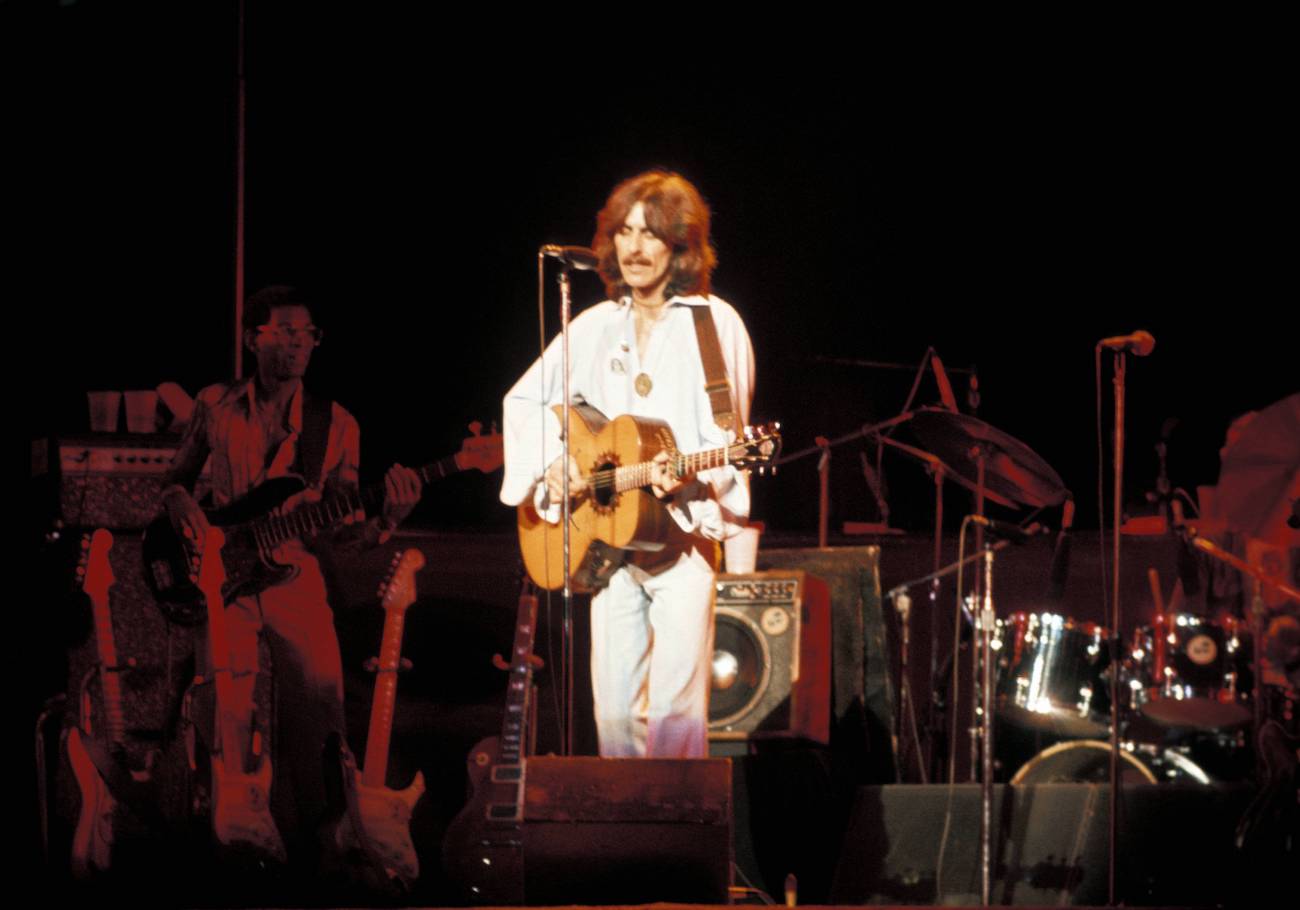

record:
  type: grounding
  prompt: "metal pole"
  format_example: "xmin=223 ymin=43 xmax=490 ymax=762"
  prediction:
xmin=232 ymin=0 xmax=246 ymax=378
xmin=979 ymin=546 xmax=996 ymax=907
xmin=1108 ymin=352 xmax=1126 ymax=906
xmin=558 ymin=268 xmax=574 ymax=757
xmin=817 ymin=438 xmax=830 ymax=548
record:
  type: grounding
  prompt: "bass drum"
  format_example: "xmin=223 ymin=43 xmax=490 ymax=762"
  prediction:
xmin=1010 ymin=739 xmax=1213 ymax=785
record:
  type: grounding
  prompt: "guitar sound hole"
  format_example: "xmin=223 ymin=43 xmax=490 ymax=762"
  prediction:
xmin=591 ymin=461 xmax=616 ymax=507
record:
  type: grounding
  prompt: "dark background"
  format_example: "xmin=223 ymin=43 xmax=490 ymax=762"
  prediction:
xmin=16 ymin=6 xmax=1295 ymax=904
xmin=21 ymin=3 xmax=1295 ymax=536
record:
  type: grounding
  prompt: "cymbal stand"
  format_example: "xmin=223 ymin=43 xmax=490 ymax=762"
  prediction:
xmin=977 ymin=541 xmax=996 ymax=907
xmin=968 ymin=446 xmax=988 ymax=783
xmin=874 ymin=433 xmax=948 ymax=780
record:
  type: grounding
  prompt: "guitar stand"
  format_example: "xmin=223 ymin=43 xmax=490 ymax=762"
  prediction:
xmin=35 ymin=694 xmax=68 ymax=867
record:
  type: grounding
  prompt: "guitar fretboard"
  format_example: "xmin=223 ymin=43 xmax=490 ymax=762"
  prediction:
xmin=254 ymin=457 xmax=459 ymax=549
xmin=83 ymin=530 xmax=127 ymax=746
xmin=499 ymin=592 xmax=539 ymax=765
xmin=600 ymin=444 xmax=739 ymax=494
xmin=362 ymin=550 xmax=424 ymax=788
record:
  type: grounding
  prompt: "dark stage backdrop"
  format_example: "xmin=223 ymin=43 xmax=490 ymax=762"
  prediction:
xmin=23 ymin=5 xmax=1294 ymax=537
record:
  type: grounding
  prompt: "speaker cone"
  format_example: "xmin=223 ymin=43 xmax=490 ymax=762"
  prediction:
xmin=709 ymin=609 xmax=771 ymax=727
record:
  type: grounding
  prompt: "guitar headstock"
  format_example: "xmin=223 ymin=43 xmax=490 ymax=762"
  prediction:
xmin=379 ymin=548 xmax=426 ymax=615
xmin=729 ymin=422 xmax=782 ymax=473
xmin=80 ymin=528 xmax=116 ymax=601
xmin=455 ymin=421 xmax=504 ymax=474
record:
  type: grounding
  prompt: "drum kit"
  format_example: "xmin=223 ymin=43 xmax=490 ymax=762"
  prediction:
xmin=993 ymin=606 xmax=1254 ymax=785
xmin=884 ymin=403 xmax=1296 ymax=789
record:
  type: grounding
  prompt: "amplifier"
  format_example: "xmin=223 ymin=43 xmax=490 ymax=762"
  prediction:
xmin=710 ymin=570 xmax=831 ymax=744
xmin=56 ymin=434 xmax=208 ymax=529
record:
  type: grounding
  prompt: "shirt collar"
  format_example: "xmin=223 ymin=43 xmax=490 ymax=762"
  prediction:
xmin=240 ymin=377 xmax=304 ymax=433
xmin=619 ymin=293 xmax=706 ymax=308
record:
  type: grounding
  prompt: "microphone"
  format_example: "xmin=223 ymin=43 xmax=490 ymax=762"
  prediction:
xmin=541 ymin=244 xmax=600 ymax=271
xmin=1098 ymin=330 xmax=1156 ymax=356
xmin=969 ymin=515 xmax=1048 ymax=545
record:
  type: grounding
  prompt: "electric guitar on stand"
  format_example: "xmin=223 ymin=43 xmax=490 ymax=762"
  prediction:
xmin=442 ymin=580 xmax=541 ymax=903
xmin=195 ymin=526 xmax=287 ymax=866
xmin=328 ymin=548 xmax=427 ymax=890
xmin=517 ymin=404 xmax=780 ymax=590
xmin=66 ymin=528 xmax=156 ymax=877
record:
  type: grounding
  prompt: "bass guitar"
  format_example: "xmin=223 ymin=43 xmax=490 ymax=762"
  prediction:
xmin=516 ymin=404 xmax=779 ymax=590
xmin=144 ymin=425 xmax=502 ymax=607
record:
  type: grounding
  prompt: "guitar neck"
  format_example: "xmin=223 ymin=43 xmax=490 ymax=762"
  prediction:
xmin=89 ymin=592 xmax=128 ymax=746
xmin=197 ymin=530 xmax=244 ymax=766
xmin=609 ymin=445 xmax=734 ymax=494
xmin=255 ymin=454 xmax=460 ymax=549
xmin=498 ymin=591 xmax=539 ymax=766
xmin=361 ymin=609 xmax=408 ymax=788
xmin=83 ymin=530 xmax=127 ymax=746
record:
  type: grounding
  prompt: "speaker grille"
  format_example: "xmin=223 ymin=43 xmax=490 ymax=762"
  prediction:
xmin=709 ymin=608 xmax=772 ymax=726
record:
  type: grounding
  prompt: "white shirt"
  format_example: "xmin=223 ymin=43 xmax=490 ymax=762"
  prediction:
xmin=501 ymin=294 xmax=755 ymax=541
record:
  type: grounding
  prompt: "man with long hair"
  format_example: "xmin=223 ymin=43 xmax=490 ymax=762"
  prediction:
xmin=502 ymin=171 xmax=755 ymax=757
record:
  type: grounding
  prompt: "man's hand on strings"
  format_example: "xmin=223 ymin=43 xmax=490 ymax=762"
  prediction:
xmin=649 ymin=450 xmax=682 ymax=500
xmin=544 ymin=455 xmax=587 ymax=504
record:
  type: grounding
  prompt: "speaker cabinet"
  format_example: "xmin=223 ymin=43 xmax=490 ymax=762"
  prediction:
xmin=445 ymin=756 xmax=732 ymax=905
xmin=709 ymin=571 xmax=830 ymax=743
xmin=831 ymin=782 xmax=1254 ymax=906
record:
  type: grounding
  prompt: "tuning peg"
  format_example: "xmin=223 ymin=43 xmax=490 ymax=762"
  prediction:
xmin=469 ymin=420 xmax=483 ymax=436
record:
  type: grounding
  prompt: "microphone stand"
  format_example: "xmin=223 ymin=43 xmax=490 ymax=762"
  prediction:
xmin=1106 ymin=349 xmax=1125 ymax=906
xmin=556 ymin=265 xmax=576 ymax=757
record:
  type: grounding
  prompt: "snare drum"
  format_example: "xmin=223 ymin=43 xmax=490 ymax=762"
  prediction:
xmin=994 ymin=612 xmax=1110 ymax=737
xmin=1129 ymin=613 xmax=1250 ymax=730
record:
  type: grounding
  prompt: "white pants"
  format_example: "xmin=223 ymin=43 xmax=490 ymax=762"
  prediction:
xmin=590 ymin=546 xmax=717 ymax=758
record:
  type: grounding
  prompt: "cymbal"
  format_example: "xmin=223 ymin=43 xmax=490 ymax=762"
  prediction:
xmin=907 ymin=407 xmax=1068 ymax=509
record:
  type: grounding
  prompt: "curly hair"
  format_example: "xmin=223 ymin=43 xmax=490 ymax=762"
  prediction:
xmin=592 ymin=170 xmax=717 ymax=300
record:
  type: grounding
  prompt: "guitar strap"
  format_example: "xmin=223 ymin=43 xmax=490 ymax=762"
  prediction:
xmin=292 ymin=390 xmax=334 ymax=487
xmin=690 ymin=304 xmax=736 ymax=434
